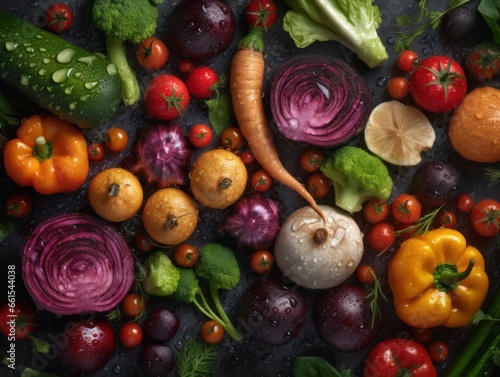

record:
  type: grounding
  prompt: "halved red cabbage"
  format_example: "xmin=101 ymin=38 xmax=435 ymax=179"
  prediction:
xmin=22 ymin=213 xmax=135 ymax=315
xmin=270 ymin=55 xmax=372 ymax=147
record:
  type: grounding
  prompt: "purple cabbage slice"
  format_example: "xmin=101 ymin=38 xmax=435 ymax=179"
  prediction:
xmin=270 ymin=55 xmax=372 ymax=147
xmin=22 ymin=213 xmax=135 ymax=315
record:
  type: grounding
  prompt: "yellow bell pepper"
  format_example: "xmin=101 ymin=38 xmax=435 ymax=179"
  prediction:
xmin=388 ymin=228 xmax=488 ymax=328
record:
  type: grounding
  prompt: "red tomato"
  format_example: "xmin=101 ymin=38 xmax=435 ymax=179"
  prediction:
xmin=45 ymin=3 xmax=74 ymax=33
xmin=409 ymin=56 xmax=467 ymax=113
xmin=306 ymin=172 xmax=331 ymax=199
xmin=363 ymin=199 xmax=389 ymax=224
xmin=410 ymin=327 xmax=433 ymax=344
xmin=367 ymin=223 xmax=395 ymax=253
xmin=186 ymin=66 xmax=219 ymax=99
xmin=387 ymin=77 xmax=409 ymax=99
xmin=87 ymin=143 xmax=105 ymax=162
xmin=245 ymin=0 xmax=278 ymax=31
xmin=240 ymin=149 xmax=256 ymax=166
xmin=144 ymin=75 xmax=190 ymax=120
xmin=251 ymin=169 xmax=273 ymax=192
xmin=105 ymin=127 xmax=128 ymax=152
xmin=6 ymin=192 xmax=33 ymax=218
xmin=456 ymin=193 xmax=474 ymax=213
xmin=0 ymin=301 xmax=37 ymax=339
xmin=178 ymin=58 xmax=196 ymax=74
xmin=119 ymin=322 xmax=143 ymax=348
xmin=200 ymin=320 xmax=224 ymax=345
xmin=299 ymin=146 xmax=324 ymax=173
xmin=189 ymin=124 xmax=213 ymax=148
xmin=134 ymin=230 xmax=154 ymax=252
xmin=427 ymin=341 xmax=449 ymax=363
xmin=220 ymin=127 xmax=244 ymax=151
xmin=470 ymin=199 xmax=500 ymax=237
xmin=174 ymin=243 xmax=199 ymax=268
xmin=465 ymin=42 xmax=500 ymax=80
xmin=136 ymin=37 xmax=169 ymax=70
xmin=436 ymin=209 xmax=457 ymax=229
xmin=121 ymin=293 xmax=146 ymax=318
xmin=249 ymin=250 xmax=274 ymax=274
xmin=397 ymin=50 xmax=420 ymax=72
xmin=363 ymin=338 xmax=436 ymax=377
xmin=391 ymin=194 xmax=422 ymax=224
xmin=356 ymin=264 xmax=376 ymax=285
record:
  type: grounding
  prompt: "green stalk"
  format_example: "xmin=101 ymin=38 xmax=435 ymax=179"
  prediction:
xmin=468 ymin=333 xmax=500 ymax=376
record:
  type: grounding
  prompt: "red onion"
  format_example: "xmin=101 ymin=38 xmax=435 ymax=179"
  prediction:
xmin=270 ymin=55 xmax=372 ymax=148
xmin=22 ymin=213 xmax=135 ymax=315
xmin=220 ymin=195 xmax=280 ymax=250
xmin=131 ymin=124 xmax=192 ymax=187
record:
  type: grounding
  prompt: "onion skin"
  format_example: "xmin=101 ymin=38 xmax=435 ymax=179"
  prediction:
xmin=22 ymin=213 xmax=135 ymax=315
xmin=270 ymin=55 xmax=372 ymax=147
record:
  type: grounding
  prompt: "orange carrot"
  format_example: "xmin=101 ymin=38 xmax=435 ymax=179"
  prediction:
xmin=230 ymin=45 xmax=325 ymax=221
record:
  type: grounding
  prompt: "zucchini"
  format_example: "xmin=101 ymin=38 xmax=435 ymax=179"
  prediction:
xmin=0 ymin=11 xmax=122 ymax=128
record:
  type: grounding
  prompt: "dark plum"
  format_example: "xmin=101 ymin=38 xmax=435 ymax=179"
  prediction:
xmin=439 ymin=6 xmax=490 ymax=45
xmin=313 ymin=284 xmax=379 ymax=352
xmin=408 ymin=160 xmax=461 ymax=209
xmin=239 ymin=279 xmax=307 ymax=346
xmin=168 ymin=0 xmax=236 ymax=60
xmin=143 ymin=307 xmax=180 ymax=342
xmin=139 ymin=344 xmax=175 ymax=377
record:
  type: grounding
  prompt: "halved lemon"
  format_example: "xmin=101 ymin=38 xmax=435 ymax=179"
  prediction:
xmin=364 ymin=101 xmax=435 ymax=166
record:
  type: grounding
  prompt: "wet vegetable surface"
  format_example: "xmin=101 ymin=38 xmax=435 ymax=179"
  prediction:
xmin=0 ymin=1 xmax=499 ymax=376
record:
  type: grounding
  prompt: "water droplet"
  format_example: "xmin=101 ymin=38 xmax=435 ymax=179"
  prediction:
xmin=5 ymin=41 xmax=17 ymax=51
xmin=20 ymin=75 xmax=30 ymax=86
xmin=52 ymin=68 xmax=73 ymax=83
xmin=57 ymin=48 xmax=76 ymax=64
xmin=85 ymin=81 xmax=99 ymax=90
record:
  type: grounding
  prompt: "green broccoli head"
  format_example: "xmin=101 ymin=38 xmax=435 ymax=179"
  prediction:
xmin=321 ymin=145 xmax=393 ymax=213
xmin=194 ymin=243 xmax=240 ymax=291
xmin=142 ymin=251 xmax=181 ymax=296
xmin=170 ymin=268 xmax=200 ymax=304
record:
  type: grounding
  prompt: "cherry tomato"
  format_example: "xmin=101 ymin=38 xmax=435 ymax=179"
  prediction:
xmin=251 ymin=169 xmax=273 ymax=192
xmin=134 ymin=230 xmax=154 ymax=252
xmin=356 ymin=264 xmax=375 ymax=285
xmin=119 ymin=322 xmax=143 ymax=348
xmin=470 ymin=199 xmax=500 ymax=237
xmin=136 ymin=37 xmax=169 ymax=70
xmin=105 ymin=127 xmax=128 ymax=152
xmin=363 ymin=198 xmax=389 ymax=224
xmin=144 ymin=74 xmax=190 ymax=120
xmin=397 ymin=50 xmax=420 ymax=72
xmin=245 ymin=0 xmax=278 ymax=31
xmin=121 ymin=293 xmax=146 ymax=318
xmin=174 ymin=243 xmax=199 ymax=268
xmin=249 ymin=250 xmax=274 ymax=274
xmin=456 ymin=193 xmax=474 ymax=213
xmin=0 ymin=301 xmax=36 ymax=339
xmin=200 ymin=320 xmax=224 ymax=345
xmin=409 ymin=55 xmax=467 ymax=113
xmin=299 ymin=146 xmax=324 ymax=173
xmin=367 ymin=222 xmax=395 ymax=253
xmin=220 ymin=127 xmax=244 ymax=151
xmin=391 ymin=193 xmax=422 ymax=224
xmin=186 ymin=66 xmax=218 ymax=99
xmin=45 ymin=3 xmax=74 ymax=33
xmin=411 ymin=327 xmax=433 ymax=344
xmin=306 ymin=172 xmax=331 ymax=199
xmin=178 ymin=58 xmax=196 ymax=74
xmin=240 ymin=149 xmax=256 ymax=166
xmin=387 ymin=76 xmax=409 ymax=99
xmin=6 ymin=192 xmax=33 ymax=218
xmin=437 ymin=209 xmax=457 ymax=229
xmin=427 ymin=340 xmax=449 ymax=363
xmin=465 ymin=42 xmax=500 ymax=80
xmin=189 ymin=124 xmax=213 ymax=148
xmin=87 ymin=143 xmax=105 ymax=162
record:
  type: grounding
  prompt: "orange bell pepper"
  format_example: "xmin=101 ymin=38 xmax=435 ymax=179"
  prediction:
xmin=3 ymin=114 xmax=89 ymax=195
xmin=388 ymin=228 xmax=488 ymax=328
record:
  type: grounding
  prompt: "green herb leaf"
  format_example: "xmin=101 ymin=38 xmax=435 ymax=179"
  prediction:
xmin=478 ymin=0 xmax=500 ymax=45
xmin=176 ymin=331 xmax=218 ymax=377
xmin=395 ymin=205 xmax=444 ymax=238
xmin=292 ymin=356 xmax=350 ymax=377
xmin=21 ymin=368 xmax=60 ymax=377
xmin=484 ymin=166 xmax=500 ymax=184
xmin=206 ymin=93 xmax=232 ymax=136
xmin=0 ymin=220 xmax=15 ymax=243
xmin=365 ymin=269 xmax=388 ymax=328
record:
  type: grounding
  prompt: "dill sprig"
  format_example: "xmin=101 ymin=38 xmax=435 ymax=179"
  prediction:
xmin=365 ymin=268 xmax=388 ymax=329
xmin=176 ymin=331 xmax=218 ymax=377
xmin=484 ymin=166 xmax=500 ymax=184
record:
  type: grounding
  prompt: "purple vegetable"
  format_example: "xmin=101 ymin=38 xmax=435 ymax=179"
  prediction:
xmin=220 ymin=195 xmax=280 ymax=250
xmin=22 ymin=213 xmax=135 ymax=316
xmin=131 ymin=124 xmax=192 ymax=187
xmin=270 ymin=55 xmax=372 ymax=147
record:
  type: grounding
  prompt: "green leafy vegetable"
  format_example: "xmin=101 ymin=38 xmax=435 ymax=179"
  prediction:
xmin=292 ymin=356 xmax=350 ymax=377
xmin=176 ymin=330 xmax=218 ymax=377
xmin=206 ymin=76 xmax=232 ymax=135
xmin=282 ymin=0 xmax=388 ymax=68
xmin=479 ymin=0 xmax=500 ymax=44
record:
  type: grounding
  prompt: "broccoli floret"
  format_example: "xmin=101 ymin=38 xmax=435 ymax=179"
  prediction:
xmin=141 ymin=251 xmax=181 ymax=296
xmin=171 ymin=243 xmax=243 ymax=341
xmin=321 ymin=145 xmax=393 ymax=213
xmin=86 ymin=0 xmax=164 ymax=106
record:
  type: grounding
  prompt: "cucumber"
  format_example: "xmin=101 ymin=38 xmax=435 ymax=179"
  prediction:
xmin=0 ymin=11 xmax=122 ymax=128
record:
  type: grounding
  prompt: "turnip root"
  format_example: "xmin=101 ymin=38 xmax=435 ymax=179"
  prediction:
xmin=273 ymin=205 xmax=363 ymax=289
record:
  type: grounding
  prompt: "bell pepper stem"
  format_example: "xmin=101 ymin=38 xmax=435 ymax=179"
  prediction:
xmin=33 ymin=136 xmax=53 ymax=161
xmin=434 ymin=258 xmax=475 ymax=292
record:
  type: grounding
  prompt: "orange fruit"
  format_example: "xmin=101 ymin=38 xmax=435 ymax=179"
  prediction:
xmin=189 ymin=148 xmax=247 ymax=209
xmin=88 ymin=168 xmax=143 ymax=222
xmin=142 ymin=188 xmax=199 ymax=246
